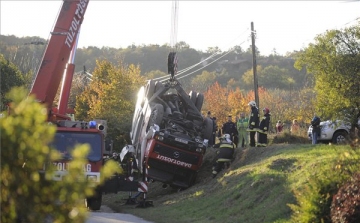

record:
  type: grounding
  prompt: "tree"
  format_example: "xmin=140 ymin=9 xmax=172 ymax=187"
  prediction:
xmin=1 ymin=87 xmax=121 ymax=223
xmin=190 ymin=70 xmax=216 ymax=93
xmin=242 ymin=65 xmax=293 ymax=90
xmin=75 ymin=60 xmax=145 ymax=151
xmin=295 ymin=24 xmax=360 ymax=132
xmin=144 ymin=69 xmax=167 ymax=79
xmin=0 ymin=54 xmax=25 ymax=110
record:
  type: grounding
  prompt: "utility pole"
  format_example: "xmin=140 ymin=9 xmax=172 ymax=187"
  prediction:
xmin=251 ymin=22 xmax=259 ymax=108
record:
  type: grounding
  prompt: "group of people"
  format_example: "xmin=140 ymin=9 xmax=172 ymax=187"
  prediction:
xmin=214 ymin=100 xmax=271 ymax=148
xmin=210 ymin=100 xmax=271 ymax=177
xmin=275 ymin=119 xmax=300 ymax=134
xmin=210 ymin=105 xmax=323 ymax=178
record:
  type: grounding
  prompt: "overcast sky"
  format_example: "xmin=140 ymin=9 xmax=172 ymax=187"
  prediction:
xmin=1 ymin=1 xmax=359 ymax=56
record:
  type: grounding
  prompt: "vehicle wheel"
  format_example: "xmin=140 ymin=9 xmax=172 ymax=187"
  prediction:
xmin=189 ymin=172 xmax=198 ymax=186
xmin=147 ymin=103 xmax=164 ymax=130
xmin=332 ymin=131 xmax=348 ymax=144
xmin=195 ymin=93 xmax=204 ymax=111
xmin=145 ymin=80 xmax=156 ymax=99
xmin=154 ymin=81 xmax=165 ymax=94
xmin=85 ymin=192 xmax=102 ymax=211
xmin=203 ymin=117 xmax=213 ymax=141
xmin=189 ymin=91 xmax=197 ymax=105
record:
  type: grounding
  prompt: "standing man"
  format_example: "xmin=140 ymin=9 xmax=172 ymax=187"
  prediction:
xmin=257 ymin=108 xmax=271 ymax=147
xmin=222 ymin=115 xmax=238 ymax=147
xmin=247 ymin=101 xmax=259 ymax=147
xmin=237 ymin=112 xmax=249 ymax=148
xmin=206 ymin=111 xmax=217 ymax=146
xmin=311 ymin=115 xmax=321 ymax=145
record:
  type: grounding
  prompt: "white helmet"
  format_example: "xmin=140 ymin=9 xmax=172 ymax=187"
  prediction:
xmin=222 ymin=134 xmax=230 ymax=140
xmin=248 ymin=101 xmax=256 ymax=107
xmin=221 ymin=134 xmax=232 ymax=143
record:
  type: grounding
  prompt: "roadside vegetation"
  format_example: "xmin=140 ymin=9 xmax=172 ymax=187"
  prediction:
xmin=103 ymin=136 xmax=360 ymax=223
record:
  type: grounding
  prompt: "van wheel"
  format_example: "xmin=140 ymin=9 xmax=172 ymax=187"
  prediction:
xmin=85 ymin=192 xmax=102 ymax=211
xmin=145 ymin=80 xmax=156 ymax=99
xmin=155 ymin=81 xmax=165 ymax=93
xmin=332 ymin=131 xmax=348 ymax=144
xmin=203 ymin=117 xmax=214 ymax=141
xmin=189 ymin=91 xmax=197 ymax=105
xmin=195 ymin=93 xmax=204 ymax=111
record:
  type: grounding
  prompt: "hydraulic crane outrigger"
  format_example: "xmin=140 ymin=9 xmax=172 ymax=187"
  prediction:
xmin=29 ymin=0 xmax=153 ymax=210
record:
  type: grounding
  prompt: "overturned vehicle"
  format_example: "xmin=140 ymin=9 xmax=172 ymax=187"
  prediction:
xmin=126 ymin=74 xmax=213 ymax=189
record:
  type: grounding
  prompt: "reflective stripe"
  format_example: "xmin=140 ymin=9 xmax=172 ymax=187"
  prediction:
xmin=217 ymin=158 xmax=232 ymax=162
xmin=220 ymin=144 xmax=234 ymax=149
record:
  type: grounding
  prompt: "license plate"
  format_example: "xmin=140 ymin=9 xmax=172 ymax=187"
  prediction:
xmin=174 ymin=138 xmax=188 ymax=144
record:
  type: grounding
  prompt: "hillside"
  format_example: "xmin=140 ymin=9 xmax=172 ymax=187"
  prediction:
xmin=101 ymin=140 xmax=352 ymax=223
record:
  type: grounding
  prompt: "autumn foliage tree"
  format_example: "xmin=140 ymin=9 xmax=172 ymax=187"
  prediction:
xmin=75 ymin=60 xmax=145 ymax=150
xmin=203 ymin=82 xmax=248 ymax=127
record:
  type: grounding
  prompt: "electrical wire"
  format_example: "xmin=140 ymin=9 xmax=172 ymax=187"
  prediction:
xmin=161 ymin=39 xmax=249 ymax=82
xmin=151 ymin=28 xmax=250 ymax=82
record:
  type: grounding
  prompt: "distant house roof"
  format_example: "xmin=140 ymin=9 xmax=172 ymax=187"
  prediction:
xmin=226 ymin=59 xmax=250 ymax=65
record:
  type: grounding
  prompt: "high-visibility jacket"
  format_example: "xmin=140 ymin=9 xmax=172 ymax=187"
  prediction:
xmin=237 ymin=117 xmax=249 ymax=132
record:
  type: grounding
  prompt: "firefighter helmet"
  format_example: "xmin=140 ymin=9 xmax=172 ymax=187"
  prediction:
xmin=248 ymin=101 xmax=256 ymax=107
xmin=223 ymin=134 xmax=231 ymax=140
xmin=263 ymin=108 xmax=270 ymax=114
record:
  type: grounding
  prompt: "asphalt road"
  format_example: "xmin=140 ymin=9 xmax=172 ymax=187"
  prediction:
xmin=86 ymin=206 xmax=154 ymax=223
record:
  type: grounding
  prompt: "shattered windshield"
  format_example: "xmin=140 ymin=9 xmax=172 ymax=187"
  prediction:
xmin=51 ymin=132 xmax=102 ymax=162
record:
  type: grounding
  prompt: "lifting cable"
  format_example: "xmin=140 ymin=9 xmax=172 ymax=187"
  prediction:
xmin=167 ymin=1 xmax=179 ymax=80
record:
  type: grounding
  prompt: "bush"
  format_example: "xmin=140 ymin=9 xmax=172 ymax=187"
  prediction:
xmin=331 ymin=173 xmax=360 ymax=223
xmin=1 ymin=87 xmax=97 ymax=223
xmin=289 ymin=145 xmax=360 ymax=223
xmin=271 ymin=132 xmax=310 ymax=144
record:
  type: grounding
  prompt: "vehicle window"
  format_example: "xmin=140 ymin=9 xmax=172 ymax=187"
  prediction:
xmin=51 ymin=132 xmax=102 ymax=161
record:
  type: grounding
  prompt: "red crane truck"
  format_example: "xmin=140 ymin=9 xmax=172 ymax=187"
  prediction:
xmin=29 ymin=0 xmax=152 ymax=210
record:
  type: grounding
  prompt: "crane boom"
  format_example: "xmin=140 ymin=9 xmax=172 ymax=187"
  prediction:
xmin=30 ymin=0 xmax=89 ymax=120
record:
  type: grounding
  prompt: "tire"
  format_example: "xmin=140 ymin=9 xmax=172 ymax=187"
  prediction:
xmin=147 ymin=103 xmax=164 ymax=130
xmin=195 ymin=93 xmax=204 ymax=111
xmin=189 ymin=91 xmax=197 ymax=105
xmin=203 ymin=117 xmax=214 ymax=141
xmin=86 ymin=192 xmax=102 ymax=211
xmin=332 ymin=131 xmax=348 ymax=144
xmin=145 ymin=80 xmax=156 ymax=99
xmin=189 ymin=172 xmax=198 ymax=186
xmin=155 ymin=81 xmax=165 ymax=94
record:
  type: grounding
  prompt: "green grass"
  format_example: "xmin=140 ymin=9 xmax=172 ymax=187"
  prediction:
xmin=102 ymin=143 xmax=359 ymax=223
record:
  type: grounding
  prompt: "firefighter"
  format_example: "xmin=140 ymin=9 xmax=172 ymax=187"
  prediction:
xmin=246 ymin=101 xmax=260 ymax=147
xmin=257 ymin=108 xmax=271 ymax=147
xmin=212 ymin=134 xmax=235 ymax=178
xmin=221 ymin=115 xmax=238 ymax=146
xmin=237 ymin=112 xmax=249 ymax=148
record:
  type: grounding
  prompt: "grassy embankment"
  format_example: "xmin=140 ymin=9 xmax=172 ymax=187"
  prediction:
xmin=102 ymin=132 xmax=354 ymax=223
